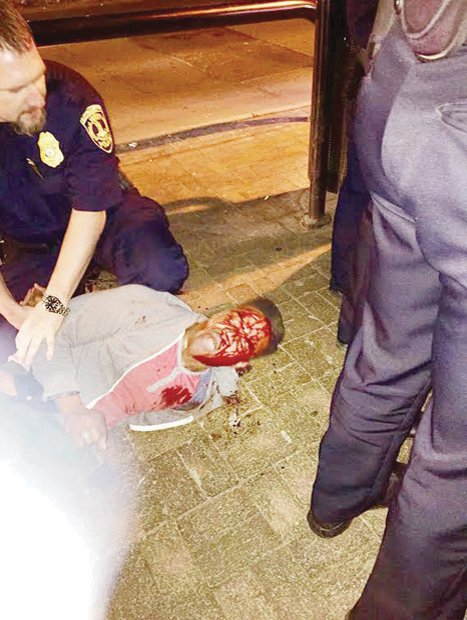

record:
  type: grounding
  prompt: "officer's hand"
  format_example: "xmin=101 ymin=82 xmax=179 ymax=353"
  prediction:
xmin=60 ymin=406 xmax=108 ymax=450
xmin=14 ymin=303 xmax=64 ymax=366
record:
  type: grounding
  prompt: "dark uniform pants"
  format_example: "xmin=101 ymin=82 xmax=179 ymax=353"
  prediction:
xmin=330 ymin=0 xmax=377 ymax=296
xmin=330 ymin=135 xmax=370 ymax=298
xmin=313 ymin=196 xmax=467 ymax=618
xmin=0 ymin=191 xmax=188 ymax=361
xmin=312 ymin=22 xmax=467 ymax=619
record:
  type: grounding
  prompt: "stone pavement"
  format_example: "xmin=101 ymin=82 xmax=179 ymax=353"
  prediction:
xmin=101 ymin=158 xmax=393 ymax=617
xmin=42 ymin=18 xmax=399 ymax=619
xmin=104 ymin=182 xmax=392 ymax=619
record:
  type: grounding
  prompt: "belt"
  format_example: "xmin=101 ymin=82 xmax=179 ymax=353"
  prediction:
xmin=0 ymin=237 xmax=60 ymax=264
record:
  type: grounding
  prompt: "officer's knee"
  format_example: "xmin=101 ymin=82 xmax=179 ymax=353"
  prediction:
xmin=107 ymin=202 xmax=189 ymax=292
xmin=118 ymin=241 xmax=189 ymax=293
xmin=145 ymin=244 xmax=189 ymax=293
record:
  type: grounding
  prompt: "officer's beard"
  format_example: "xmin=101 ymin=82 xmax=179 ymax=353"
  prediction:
xmin=12 ymin=108 xmax=47 ymax=136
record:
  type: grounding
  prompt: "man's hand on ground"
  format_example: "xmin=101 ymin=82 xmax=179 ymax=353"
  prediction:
xmin=14 ymin=303 xmax=64 ymax=366
xmin=60 ymin=406 xmax=108 ymax=450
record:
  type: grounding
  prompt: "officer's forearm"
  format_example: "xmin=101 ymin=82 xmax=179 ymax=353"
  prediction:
xmin=46 ymin=209 xmax=106 ymax=302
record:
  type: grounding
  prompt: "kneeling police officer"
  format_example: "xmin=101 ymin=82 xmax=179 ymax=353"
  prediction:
xmin=0 ymin=1 xmax=188 ymax=366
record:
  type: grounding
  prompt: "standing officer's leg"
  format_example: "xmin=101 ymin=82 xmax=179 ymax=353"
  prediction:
xmin=0 ymin=253 xmax=56 ymax=362
xmin=96 ymin=191 xmax=188 ymax=293
xmin=310 ymin=197 xmax=441 ymax=525
xmin=330 ymin=136 xmax=370 ymax=295
xmin=336 ymin=201 xmax=373 ymax=345
xmin=350 ymin=276 xmax=467 ymax=618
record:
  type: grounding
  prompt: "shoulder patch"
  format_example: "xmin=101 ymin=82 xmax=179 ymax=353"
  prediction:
xmin=38 ymin=132 xmax=64 ymax=168
xmin=80 ymin=104 xmax=113 ymax=153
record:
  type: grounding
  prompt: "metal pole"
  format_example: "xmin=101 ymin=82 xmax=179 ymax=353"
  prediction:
xmin=305 ymin=0 xmax=332 ymax=227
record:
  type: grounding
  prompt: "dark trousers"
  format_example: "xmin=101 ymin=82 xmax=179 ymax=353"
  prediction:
xmin=312 ymin=196 xmax=467 ymax=618
xmin=330 ymin=128 xmax=372 ymax=347
xmin=330 ymin=136 xmax=371 ymax=297
xmin=0 ymin=191 xmax=188 ymax=361
xmin=334 ymin=201 xmax=373 ymax=346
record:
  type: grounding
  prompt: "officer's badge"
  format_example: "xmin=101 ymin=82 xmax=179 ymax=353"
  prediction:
xmin=80 ymin=104 xmax=113 ymax=153
xmin=37 ymin=132 xmax=64 ymax=168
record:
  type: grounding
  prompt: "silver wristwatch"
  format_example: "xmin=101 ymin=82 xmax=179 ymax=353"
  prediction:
xmin=42 ymin=295 xmax=70 ymax=317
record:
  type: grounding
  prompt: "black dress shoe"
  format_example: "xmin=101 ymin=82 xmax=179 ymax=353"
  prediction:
xmin=306 ymin=509 xmax=352 ymax=538
xmin=308 ymin=462 xmax=407 ymax=539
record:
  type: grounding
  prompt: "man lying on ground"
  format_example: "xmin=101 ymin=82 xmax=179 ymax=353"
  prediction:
xmin=2 ymin=285 xmax=284 ymax=449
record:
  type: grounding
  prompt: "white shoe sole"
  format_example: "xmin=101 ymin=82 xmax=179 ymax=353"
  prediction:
xmin=129 ymin=414 xmax=195 ymax=432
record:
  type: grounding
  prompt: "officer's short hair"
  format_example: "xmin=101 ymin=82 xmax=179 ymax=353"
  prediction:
xmin=0 ymin=2 xmax=34 ymax=54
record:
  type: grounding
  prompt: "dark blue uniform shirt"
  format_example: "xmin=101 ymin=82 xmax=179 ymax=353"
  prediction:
xmin=0 ymin=61 xmax=123 ymax=244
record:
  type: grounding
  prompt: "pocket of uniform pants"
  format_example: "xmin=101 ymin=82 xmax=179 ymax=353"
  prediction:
xmin=436 ymin=100 xmax=467 ymax=133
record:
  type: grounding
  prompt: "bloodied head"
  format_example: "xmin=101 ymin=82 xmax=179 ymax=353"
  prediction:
xmin=186 ymin=298 xmax=285 ymax=367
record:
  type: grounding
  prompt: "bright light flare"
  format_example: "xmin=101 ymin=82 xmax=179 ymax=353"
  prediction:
xmin=0 ymin=462 xmax=96 ymax=620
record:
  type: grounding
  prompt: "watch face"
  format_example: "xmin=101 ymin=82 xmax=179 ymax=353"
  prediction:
xmin=44 ymin=295 xmax=62 ymax=313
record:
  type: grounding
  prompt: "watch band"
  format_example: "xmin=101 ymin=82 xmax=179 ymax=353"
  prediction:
xmin=42 ymin=294 xmax=70 ymax=317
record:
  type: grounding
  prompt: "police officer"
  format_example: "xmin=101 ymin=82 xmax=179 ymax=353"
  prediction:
xmin=0 ymin=2 xmax=188 ymax=367
xmin=308 ymin=0 xmax=467 ymax=617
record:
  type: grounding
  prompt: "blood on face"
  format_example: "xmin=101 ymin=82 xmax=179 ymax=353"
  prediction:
xmin=193 ymin=307 xmax=272 ymax=367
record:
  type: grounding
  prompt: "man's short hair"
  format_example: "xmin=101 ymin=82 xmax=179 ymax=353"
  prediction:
xmin=0 ymin=2 xmax=34 ymax=54
xmin=245 ymin=297 xmax=285 ymax=356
